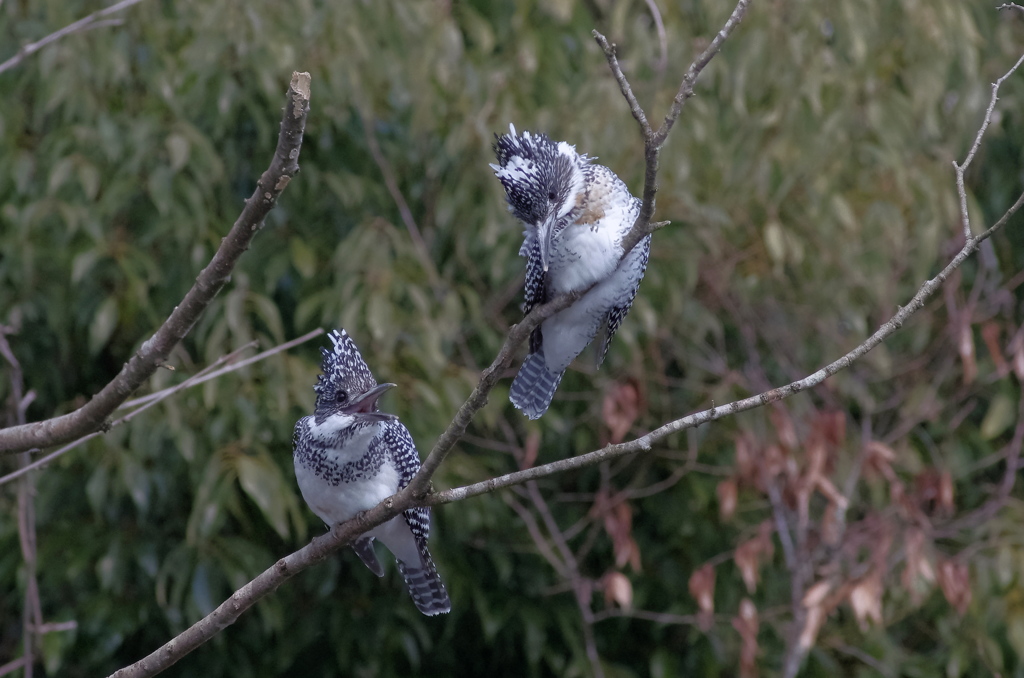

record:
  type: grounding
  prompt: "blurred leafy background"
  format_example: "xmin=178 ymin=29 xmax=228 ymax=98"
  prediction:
xmin=3 ymin=0 xmax=1024 ymax=676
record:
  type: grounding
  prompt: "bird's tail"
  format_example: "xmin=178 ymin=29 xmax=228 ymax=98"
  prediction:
xmin=397 ymin=553 xmax=451 ymax=616
xmin=509 ymin=351 xmax=564 ymax=420
xmin=352 ymin=537 xmax=384 ymax=577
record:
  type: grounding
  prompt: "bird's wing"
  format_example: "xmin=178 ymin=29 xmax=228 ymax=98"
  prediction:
xmin=291 ymin=415 xmax=312 ymax=453
xmin=521 ymin=230 xmax=548 ymax=353
xmin=379 ymin=421 xmax=431 ymax=544
xmin=597 ymin=197 xmax=650 ymax=366
xmin=521 ymin=229 xmax=548 ymax=316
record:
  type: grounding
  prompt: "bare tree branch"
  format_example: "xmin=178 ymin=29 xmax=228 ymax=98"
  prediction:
xmin=105 ymin=6 xmax=1024 ymax=676
xmin=0 ymin=330 xmax=323 ymax=488
xmin=643 ymin=0 xmax=669 ymax=76
xmin=0 ymin=72 xmax=312 ymax=455
xmin=0 ymin=0 xmax=150 ymax=76
xmin=954 ymin=49 xmax=1024 ymax=239
xmin=596 ymin=0 xmax=754 ymax=258
xmin=1 ymin=329 xmax=41 ymax=678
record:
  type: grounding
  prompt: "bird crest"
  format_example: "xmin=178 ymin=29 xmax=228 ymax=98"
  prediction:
xmin=314 ymin=329 xmax=378 ymax=404
xmin=490 ymin=123 xmax=588 ymax=228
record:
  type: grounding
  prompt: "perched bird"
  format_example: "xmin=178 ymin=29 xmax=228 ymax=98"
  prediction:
xmin=292 ymin=329 xmax=450 ymax=616
xmin=491 ymin=124 xmax=652 ymax=419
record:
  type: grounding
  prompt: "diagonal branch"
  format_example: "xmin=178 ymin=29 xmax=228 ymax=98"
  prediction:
xmin=0 ymin=0 xmax=150 ymax=76
xmin=0 ymin=71 xmax=312 ymax=455
xmin=427 ymin=186 xmax=1024 ymax=506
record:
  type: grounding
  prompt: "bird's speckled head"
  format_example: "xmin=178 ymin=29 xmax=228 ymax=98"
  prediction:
xmin=313 ymin=329 xmax=395 ymax=425
xmin=491 ymin=124 xmax=587 ymax=228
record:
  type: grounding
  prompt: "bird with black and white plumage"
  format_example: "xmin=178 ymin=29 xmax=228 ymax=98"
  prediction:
xmin=291 ymin=329 xmax=450 ymax=616
xmin=491 ymin=124 xmax=652 ymax=419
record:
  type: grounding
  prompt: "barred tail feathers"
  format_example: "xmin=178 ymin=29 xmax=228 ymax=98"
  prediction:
xmin=397 ymin=555 xmax=451 ymax=616
xmin=509 ymin=351 xmax=564 ymax=420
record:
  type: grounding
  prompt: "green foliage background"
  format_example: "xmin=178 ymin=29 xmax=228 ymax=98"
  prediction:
xmin=2 ymin=0 xmax=1024 ymax=675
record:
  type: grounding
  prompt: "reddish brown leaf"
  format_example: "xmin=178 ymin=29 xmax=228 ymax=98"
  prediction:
xmin=799 ymin=581 xmax=831 ymax=651
xmin=982 ymin=321 xmax=1009 ymax=377
xmin=938 ymin=559 xmax=971 ymax=615
xmin=689 ymin=563 xmax=716 ymax=631
xmin=596 ymin=496 xmax=642 ymax=573
xmin=602 ymin=380 xmax=641 ymax=444
xmin=1013 ymin=334 xmax=1024 ymax=381
xmin=717 ymin=478 xmax=738 ymax=522
xmin=959 ymin=322 xmax=977 ymax=385
xmin=817 ymin=410 xmax=846 ymax=449
xmin=520 ymin=430 xmax=540 ymax=470
xmin=848 ymin=570 xmax=884 ymax=631
xmin=821 ymin=503 xmax=841 ymax=546
xmin=901 ymin=527 xmax=935 ymax=603
xmin=770 ymin=407 xmax=800 ymax=452
xmin=864 ymin=441 xmax=897 ymax=481
xmin=762 ymin=443 xmax=786 ymax=485
xmin=914 ymin=469 xmax=955 ymax=518
xmin=602 ymin=571 xmax=633 ymax=609
xmin=734 ymin=521 xmax=775 ymax=594
xmin=735 ymin=432 xmax=758 ymax=485
xmin=938 ymin=470 xmax=955 ymax=515
xmin=732 ymin=598 xmax=759 ymax=678
xmin=802 ymin=580 xmax=831 ymax=609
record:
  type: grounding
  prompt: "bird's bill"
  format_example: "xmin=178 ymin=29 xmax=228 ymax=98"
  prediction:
xmin=339 ymin=383 xmax=395 ymax=419
xmin=538 ymin=211 xmax=559 ymax=272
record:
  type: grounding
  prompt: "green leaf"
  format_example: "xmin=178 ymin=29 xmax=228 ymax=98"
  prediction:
xmin=88 ymin=297 xmax=119 ymax=355
xmin=290 ymin=238 xmax=318 ymax=279
xmin=980 ymin=392 xmax=1016 ymax=440
xmin=166 ymin=133 xmax=191 ymax=172
xmin=234 ymin=452 xmax=293 ymax=540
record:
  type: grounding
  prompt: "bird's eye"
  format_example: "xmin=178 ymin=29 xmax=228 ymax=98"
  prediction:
xmin=548 ymin=191 xmax=557 ymax=201
xmin=335 ymin=390 xmax=348 ymax=403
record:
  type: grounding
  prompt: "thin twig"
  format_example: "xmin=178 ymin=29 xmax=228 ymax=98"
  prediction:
xmin=0 ymin=331 xmax=322 ymax=488
xmin=0 ymin=0 xmax=149 ymax=75
xmin=954 ymin=49 xmax=1024 ymax=239
xmin=591 ymin=608 xmax=701 ymax=625
xmin=503 ymin=493 xmax=567 ymax=576
xmin=121 ymin=329 xmax=323 ymax=409
xmin=644 ymin=0 xmax=669 ymax=76
xmin=592 ymin=32 xmax=652 ymax=138
xmin=0 ymin=658 xmax=28 ymax=678
xmin=524 ymin=483 xmax=605 ymax=678
xmin=932 ymin=388 xmax=1024 ymax=538
xmin=1 ymin=328 xmax=39 ymax=678
xmin=595 ymin=0 xmax=753 ymax=258
xmin=0 ymin=72 xmax=311 ymax=455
